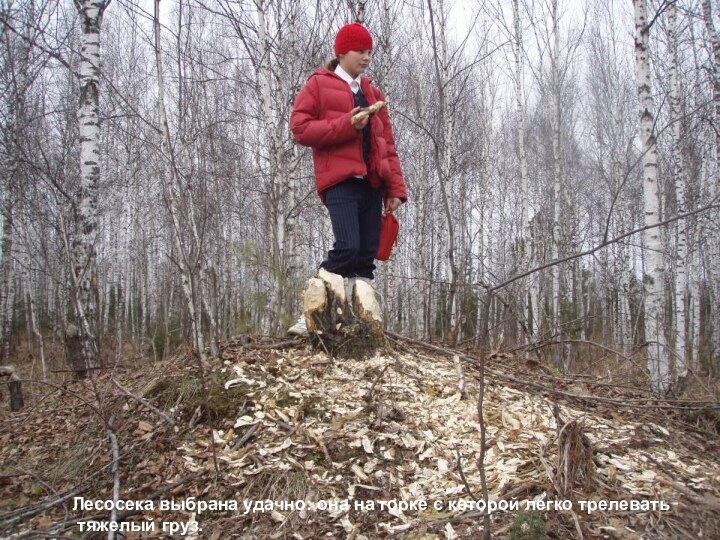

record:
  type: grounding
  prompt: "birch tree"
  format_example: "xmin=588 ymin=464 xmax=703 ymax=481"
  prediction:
xmin=511 ymin=0 xmax=538 ymax=340
xmin=634 ymin=0 xmax=669 ymax=394
xmin=2 ymin=0 xmax=720 ymax=388
xmin=549 ymin=0 xmax=564 ymax=366
xmin=426 ymin=0 xmax=459 ymax=342
xmin=702 ymin=0 xmax=720 ymax=375
xmin=0 ymin=1 xmax=19 ymax=361
xmin=66 ymin=0 xmax=110 ymax=376
xmin=153 ymin=0 xmax=205 ymax=358
xmin=668 ymin=0 xmax=688 ymax=380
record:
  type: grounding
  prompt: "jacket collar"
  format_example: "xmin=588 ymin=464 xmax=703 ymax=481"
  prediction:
xmin=313 ymin=68 xmax=375 ymax=103
xmin=313 ymin=67 xmax=374 ymax=85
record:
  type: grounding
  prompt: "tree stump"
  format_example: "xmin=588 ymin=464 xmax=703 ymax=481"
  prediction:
xmin=0 ymin=366 xmax=24 ymax=411
xmin=303 ymin=269 xmax=385 ymax=357
xmin=65 ymin=324 xmax=87 ymax=379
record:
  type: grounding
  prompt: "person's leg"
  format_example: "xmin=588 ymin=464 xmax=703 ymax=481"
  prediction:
xmin=353 ymin=184 xmax=383 ymax=280
xmin=290 ymin=180 xmax=365 ymax=336
xmin=320 ymin=179 xmax=363 ymax=277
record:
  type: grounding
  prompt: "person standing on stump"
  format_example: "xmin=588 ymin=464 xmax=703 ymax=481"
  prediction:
xmin=287 ymin=22 xmax=408 ymax=336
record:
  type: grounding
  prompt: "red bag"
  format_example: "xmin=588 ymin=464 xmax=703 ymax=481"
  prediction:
xmin=375 ymin=212 xmax=399 ymax=261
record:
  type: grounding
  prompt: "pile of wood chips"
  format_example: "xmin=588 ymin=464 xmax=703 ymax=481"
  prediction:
xmin=1 ymin=335 xmax=719 ymax=539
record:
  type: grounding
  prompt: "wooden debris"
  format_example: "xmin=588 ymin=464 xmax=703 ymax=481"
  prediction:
xmin=0 ymin=365 xmax=24 ymax=411
xmin=353 ymin=279 xmax=382 ymax=323
xmin=351 ymin=101 xmax=386 ymax=123
xmin=302 ymin=270 xmax=385 ymax=356
xmin=553 ymin=406 xmax=595 ymax=497
xmin=3 ymin=336 xmax=720 ymax=539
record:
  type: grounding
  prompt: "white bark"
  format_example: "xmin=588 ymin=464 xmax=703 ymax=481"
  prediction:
xmin=25 ymin=273 xmax=46 ymax=381
xmin=669 ymin=3 xmax=688 ymax=379
xmin=283 ymin=0 xmax=299 ymax=317
xmin=549 ymin=0 xmax=566 ymax=368
xmin=618 ymin=241 xmax=633 ymax=356
xmin=703 ymin=0 xmax=720 ymax=161
xmin=690 ymin=235 xmax=701 ymax=370
xmin=703 ymin=0 xmax=720 ymax=373
xmin=115 ymin=274 xmax=124 ymax=365
xmin=634 ymin=0 xmax=670 ymax=394
xmin=1 ymin=187 xmax=13 ymax=361
xmin=427 ymin=0 xmax=459 ymax=342
xmin=255 ymin=0 xmax=284 ymax=334
xmin=72 ymin=0 xmax=107 ymax=375
xmin=1 ymin=7 xmax=33 ymax=362
xmin=511 ymin=0 xmax=536 ymax=340
xmin=153 ymin=0 xmax=205 ymax=357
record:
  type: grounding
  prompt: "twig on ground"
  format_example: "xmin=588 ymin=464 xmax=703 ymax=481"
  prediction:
xmin=453 ymin=355 xmax=466 ymax=398
xmin=266 ymin=414 xmax=293 ymax=432
xmin=0 ymin=487 xmax=84 ymax=528
xmin=12 ymin=379 xmax=104 ymax=418
xmin=110 ymin=377 xmax=175 ymax=426
xmin=232 ymin=422 xmax=260 ymax=450
xmin=454 ymin=444 xmax=479 ymax=501
xmin=476 ymin=353 xmax=491 ymax=540
xmin=365 ymin=363 xmax=391 ymax=406
xmin=571 ymin=509 xmax=584 ymax=539
xmin=241 ymin=339 xmax=304 ymax=350
xmin=106 ymin=416 xmax=121 ymax=540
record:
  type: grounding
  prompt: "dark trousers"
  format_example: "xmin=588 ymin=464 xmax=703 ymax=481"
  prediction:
xmin=320 ymin=177 xmax=383 ymax=279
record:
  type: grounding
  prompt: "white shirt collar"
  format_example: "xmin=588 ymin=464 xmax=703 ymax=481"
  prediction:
xmin=334 ymin=64 xmax=362 ymax=94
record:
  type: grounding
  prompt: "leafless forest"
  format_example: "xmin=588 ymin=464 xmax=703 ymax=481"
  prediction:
xmin=1 ymin=0 xmax=719 ymax=396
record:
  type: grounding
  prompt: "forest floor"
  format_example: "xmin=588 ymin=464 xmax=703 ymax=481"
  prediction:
xmin=1 ymin=333 xmax=719 ymax=539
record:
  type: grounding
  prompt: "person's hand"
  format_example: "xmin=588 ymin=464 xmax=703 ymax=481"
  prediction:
xmin=384 ymin=197 xmax=402 ymax=213
xmin=350 ymin=107 xmax=370 ymax=130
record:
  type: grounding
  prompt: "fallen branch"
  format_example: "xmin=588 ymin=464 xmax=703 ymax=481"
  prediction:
xmin=12 ymin=379 xmax=104 ymax=418
xmin=386 ymin=332 xmax=720 ymax=411
xmin=476 ymin=353 xmax=491 ymax=540
xmin=19 ymin=474 xmax=200 ymax=539
xmin=110 ymin=377 xmax=175 ymax=426
xmin=453 ymin=355 xmax=466 ymax=399
xmin=365 ymin=363 xmax=391 ymax=406
xmin=232 ymin=422 xmax=260 ymax=450
xmin=106 ymin=416 xmax=120 ymax=540
xmin=0 ymin=486 xmax=85 ymax=528
xmin=454 ymin=444 xmax=479 ymax=501
xmin=241 ymin=339 xmax=305 ymax=350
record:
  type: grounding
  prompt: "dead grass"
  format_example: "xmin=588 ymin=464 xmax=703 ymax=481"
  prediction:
xmin=146 ymin=370 xmax=251 ymax=427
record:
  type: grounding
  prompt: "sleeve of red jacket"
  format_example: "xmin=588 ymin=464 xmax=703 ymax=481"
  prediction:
xmin=375 ymin=89 xmax=408 ymax=202
xmin=290 ymin=77 xmax=359 ymax=148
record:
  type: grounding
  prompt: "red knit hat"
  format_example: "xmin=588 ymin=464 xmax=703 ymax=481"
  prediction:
xmin=334 ymin=23 xmax=373 ymax=56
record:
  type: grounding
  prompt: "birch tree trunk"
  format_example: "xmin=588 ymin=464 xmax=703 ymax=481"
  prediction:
xmin=255 ymin=0 xmax=283 ymax=335
xmin=25 ymin=272 xmax=46 ymax=381
xmin=282 ymin=0 xmax=299 ymax=320
xmin=427 ymin=0 xmax=459 ymax=343
xmin=669 ymin=2 xmax=688 ymax=380
xmin=1 ymin=2 xmax=35 ymax=362
xmin=1 ymin=101 xmax=16 ymax=361
xmin=512 ymin=0 xmax=537 ymax=341
xmin=0 ymin=202 xmax=13 ymax=361
xmin=550 ymin=0 xmax=566 ymax=369
xmin=71 ymin=0 xmax=108 ymax=376
xmin=702 ymin=0 xmax=720 ymax=374
xmin=703 ymin=0 xmax=720 ymax=162
xmin=153 ymin=0 xmax=205 ymax=358
xmin=634 ymin=0 xmax=669 ymax=394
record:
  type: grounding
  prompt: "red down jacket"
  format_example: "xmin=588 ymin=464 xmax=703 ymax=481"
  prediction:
xmin=290 ymin=68 xmax=408 ymax=204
